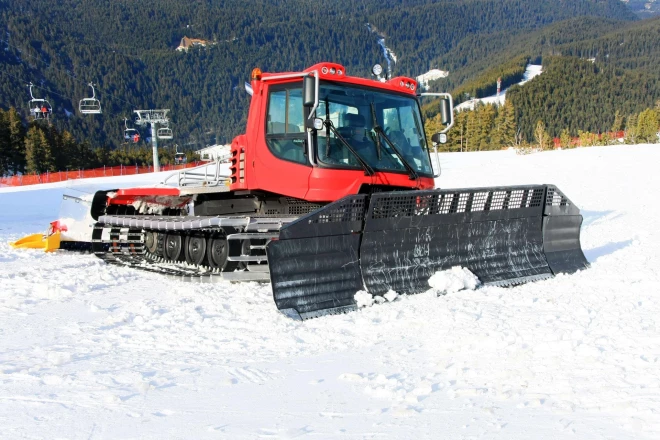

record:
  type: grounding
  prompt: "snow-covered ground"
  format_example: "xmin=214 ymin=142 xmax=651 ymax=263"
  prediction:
xmin=456 ymin=64 xmax=543 ymax=111
xmin=1 ymin=144 xmax=660 ymax=439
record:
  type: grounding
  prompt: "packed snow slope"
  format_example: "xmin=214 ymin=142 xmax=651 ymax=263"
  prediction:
xmin=1 ymin=145 xmax=660 ymax=439
xmin=455 ymin=64 xmax=543 ymax=111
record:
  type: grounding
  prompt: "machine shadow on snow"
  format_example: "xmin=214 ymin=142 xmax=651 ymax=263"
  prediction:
xmin=580 ymin=209 xmax=625 ymax=228
xmin=584 ymin=239 xmax=634 ymax=263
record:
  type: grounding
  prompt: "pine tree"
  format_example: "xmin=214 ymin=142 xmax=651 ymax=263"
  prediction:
xmin=60 ymin=131 xmax=79 ymax=169
xmin=447 ymin=111 xmax=469 ymax=152
xmin=624 ymin=113 xmax=639 ymax=144
xmin=559 ymin=128 xmax=572 ymax=149
xmin=7 ymin=108 xmax=26 ymax=174
xmin=578 ymin=130 xmax=596 ymax=147
xmin=534 ymin=120 xmax=550 ymax=150
xmin=465 ymin=110 xmax=476 ymax=152
xmin=499 ymin=101 xmax=517 ymax=148
xmin=611 ymin=110 xmax=624 ymax=133
xmin=472 ymin=103 xmax=495 ymax=151
xmin=0 ymin=109 xmax=9 ymax=176
xmin=637 ymin=108 xmax=659 ymax=143
xmin=24 ymin=125 xmax=55 ymax=174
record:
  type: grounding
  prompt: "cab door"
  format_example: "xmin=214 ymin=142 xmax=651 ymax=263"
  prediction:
xmin=254 ymin=84 xmax=312 ymax=199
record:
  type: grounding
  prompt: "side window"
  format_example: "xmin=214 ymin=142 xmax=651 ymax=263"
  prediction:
xmin=267 ymin=90 xmax=287 ymax=134
xmin=266 ymin=87 xmax=307 ymax=165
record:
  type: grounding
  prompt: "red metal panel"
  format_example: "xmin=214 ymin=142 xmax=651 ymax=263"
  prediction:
xmin=226 ymin=62 xmax=432 ymax=202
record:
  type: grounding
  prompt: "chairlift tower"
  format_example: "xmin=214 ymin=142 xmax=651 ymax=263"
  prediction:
xmin=133 ymin=109 xmax=172 ymax=172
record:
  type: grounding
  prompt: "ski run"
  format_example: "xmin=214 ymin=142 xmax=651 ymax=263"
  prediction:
xmin=1 ymin=144 xmax=659 ymax=439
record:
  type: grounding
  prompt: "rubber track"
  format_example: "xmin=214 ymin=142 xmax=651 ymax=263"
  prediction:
xmin=93 ymin=226 xmax=268 ymax=281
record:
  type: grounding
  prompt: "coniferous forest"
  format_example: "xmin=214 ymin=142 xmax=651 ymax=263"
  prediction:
xmin=0 ymin=0 xmax=659 ymax=174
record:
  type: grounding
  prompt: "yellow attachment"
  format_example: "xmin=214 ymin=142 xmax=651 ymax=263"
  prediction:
xmin=10 ymin=231 xmax=61 ymax=252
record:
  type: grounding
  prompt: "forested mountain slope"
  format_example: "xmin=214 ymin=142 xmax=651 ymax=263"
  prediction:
xmin=507 ymin=16 xmax=660 ymax=138
xmin=0 ymin=0 xmax=636 ymax=150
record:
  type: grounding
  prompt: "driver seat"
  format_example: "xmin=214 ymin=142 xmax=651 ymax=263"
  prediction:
xmin=339 ymin=113 xmax=366 ymax=139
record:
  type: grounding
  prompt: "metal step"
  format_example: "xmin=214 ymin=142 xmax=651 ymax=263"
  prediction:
xmin=228 ymin=255 xmax=268 ymax=262
xmin=227 ymin=233 xmax=278 ymax=240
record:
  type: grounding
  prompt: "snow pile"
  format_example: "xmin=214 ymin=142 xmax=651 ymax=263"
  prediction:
xmin=355 ymin=289 xmax=399 ymax=308
xmin=428 ymin=266 xmax=480 ymax=294
xmin=354 ymin=290 xmax=375 ymax=307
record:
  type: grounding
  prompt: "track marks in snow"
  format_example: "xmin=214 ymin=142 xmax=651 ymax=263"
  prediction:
xmin=339 ymin=371 xmax=443 ymax=416
xmin=226 ymin=366 xmax=277 ymax=385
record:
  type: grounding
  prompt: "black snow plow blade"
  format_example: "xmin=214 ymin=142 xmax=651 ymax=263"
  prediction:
xmin=267 ymin=185 xmax=589 ymax=320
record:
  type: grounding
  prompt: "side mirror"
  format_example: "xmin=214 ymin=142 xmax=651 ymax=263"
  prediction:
xmin=303 ymin=75 xmax=315 ymax=107
xmin=440 ymin=98 xmax=452 ymax=126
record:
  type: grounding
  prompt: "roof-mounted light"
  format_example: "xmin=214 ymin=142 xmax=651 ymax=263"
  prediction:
xmin=372 ymin=64 xmax=383 ymax=76
xmin=251 ymin=68 xmax=262 ymax=81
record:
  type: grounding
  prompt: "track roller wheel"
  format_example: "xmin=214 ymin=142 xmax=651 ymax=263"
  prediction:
xmin=184 ymin=234 xmax=207 ymax=265
xmin=145 ymin=231 xmax=159 ymax=255
xmin=164 ymin=233 xmax=183 ymax=261
xmin=207 ymin=235 xmax=240 ymax=272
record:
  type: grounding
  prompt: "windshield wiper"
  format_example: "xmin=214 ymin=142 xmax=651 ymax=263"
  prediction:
xmin=323 ymin=119 xmax=375 ymax=176
xmin=369 ymin=103 xmax=418 ymax=180
xmin=373 ymin=131 xmax=419 ymax=181
xmin=369 ymin=103 xmax=382 ymax=160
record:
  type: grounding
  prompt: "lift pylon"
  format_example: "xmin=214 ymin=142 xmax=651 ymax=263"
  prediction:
xmin=134 ymin=109 xmax=172 ymax=172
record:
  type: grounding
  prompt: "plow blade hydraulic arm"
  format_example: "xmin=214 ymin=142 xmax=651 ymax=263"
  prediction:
xmin=267 ymin=185 xmax=589 ymax=320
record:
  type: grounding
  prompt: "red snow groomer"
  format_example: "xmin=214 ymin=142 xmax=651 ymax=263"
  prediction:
xmin=91 ymin=62 xmax=588 ymax=319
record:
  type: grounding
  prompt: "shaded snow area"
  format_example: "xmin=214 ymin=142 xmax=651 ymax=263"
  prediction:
xmin=2 ymin=145 xmax=660 ymax=438
xmin=456 ymin=64 xmax=543 ymax=111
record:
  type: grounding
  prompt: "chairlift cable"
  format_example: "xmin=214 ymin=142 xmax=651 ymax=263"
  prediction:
xmin=0 ymin=69 xmax=130 ymax=121
xmin=0 ymin=37 xmax=141 ymax=109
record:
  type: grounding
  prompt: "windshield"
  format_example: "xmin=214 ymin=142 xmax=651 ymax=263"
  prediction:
xmin=315 ymin=83 xmax=433 ymax=176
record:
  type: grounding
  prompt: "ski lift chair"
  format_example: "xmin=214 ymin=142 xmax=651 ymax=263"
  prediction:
xmin=79 ymin=83 xmax=102 ymax=114
xmin=174 ymin=152 xmax=186 ymax=165
xmin=124 ymin=129 xmax=139 ymax=142
xmin=28 ymin=83 xmax=53 ymax=120
xmin=157 ymin=122 xmax=173 ymax=140
xmin=123 ymin=118 xmax=139 ymax=142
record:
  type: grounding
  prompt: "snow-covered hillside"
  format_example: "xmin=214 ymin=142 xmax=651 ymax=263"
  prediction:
xmin=416 ymin=69 xmax=450 ymax=90
xmin=456 ymin=64 xmax=543 ymax=111
xmin=1 ymin=145 xmax=660 ymax=439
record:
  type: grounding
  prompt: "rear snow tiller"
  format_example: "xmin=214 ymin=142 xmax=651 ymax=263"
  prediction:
xmin=268 ymin=185 xmax=588 ymax=319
